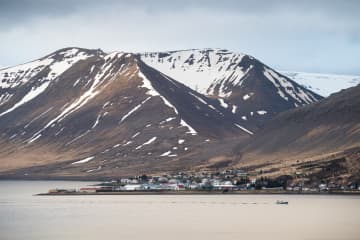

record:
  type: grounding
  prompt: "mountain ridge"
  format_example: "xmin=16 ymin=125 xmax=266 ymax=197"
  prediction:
xmin=0 ymin=47 xmax=251 ymax=177
xmin=140 ymin=48 xmax=323 ymax=127
xmin=0 ymin=46 xmax=357 ymax=181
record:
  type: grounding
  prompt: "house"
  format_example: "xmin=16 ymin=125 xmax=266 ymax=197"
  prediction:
xmin=120 ymin=178 xmax=132 ymax=184
xmin=158 ymin=176 xmax=169 ymax=183
xmin=130 ymin=179 xmax=139 ymax=184
xmin=319 ymin=184 xmax=328 ymax=191
xmin=122 ymin=184 xmax=144 ymax=191
xmin=166 ymin=183 xmax=185 ymax=191
xmin=80 ymin=187 xmax=98 ymax=193
xmin=168 ymin=179 xmax=180 ymax=184
xmin=213 ymin=181 xmax=236 ymax=190
xmin=188 ymin=183 xmax=201 ymax=190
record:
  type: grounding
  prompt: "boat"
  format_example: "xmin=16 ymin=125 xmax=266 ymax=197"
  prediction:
xmin=276 ymin=200 xmax=288 ymax=205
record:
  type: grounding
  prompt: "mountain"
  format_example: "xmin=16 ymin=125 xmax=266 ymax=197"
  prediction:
xmin=230 ymin=85 xmax=360 ymax=184
xmin=0 ymin=47 xmax=252 ymax=178
xmin=1 ymin=47 xmax=354 ymax=181
xmin=140 ymin=49 xmax=323 ymax=126
xmin=280 ymin=71 xmax=360 ymax=97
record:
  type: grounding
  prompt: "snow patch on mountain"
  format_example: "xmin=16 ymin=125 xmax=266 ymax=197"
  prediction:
xmin=72 ymin=156 xmax=95 ymax=164
xmin=120 ymin=97 xmax=151 ymax=123
xmin=232 ymin=105 xmax=238 ymax=114
xmin=27 ymin=52 xmax=122 ymax=141
xmin=160 ymin=151 xmax=172 ymax=157
xmin=91 ymin=114 xmax=102 ymax=129
xmin=131 ymin=132 xmax=141 ymax=138
xmin=0 ymin=58 xmax=53 ymax=89
xmin=218 ymin=98 xmax=228 ymax=108
xmin=140 ymin=49 xmax=247 ymax=96
xmin=243 ymin=94 xmax=251 ymax=100
xmin=280 ymin=71 xmax=360 ymax=97
xmin=0 ymin=92 xmax=13 ymax=106
xmin=140 ymin=49 xmax=321 ymax=109
xmin=257 ymin=110 xmax=267 ymax=115
xmin=234 ymin=123 xmax=253 ymax=135
xmin=135 ymin=137 xmax=157 ymax=150
xmin=0 ymin=81 xmax=50 ymax=117
xmin=138 ymin=70 xmax=197 ymax=135
xmin=138 ymin=71 xmax=180 ymax=114
xmin=47 ymin=50 xmax=91 ymax=79
xmin=263 ymin=67 xmax=318 ymax=105
xmin=0 ymin=48 xmax=93 ymax=89
xmin=180 ymin=119 xmax=197 ymax=135
xmin=0 ymin=48 xmax=97 ymax=118
xmin=24 ymin=107 xmax=53 ymax=129
xmin=188 ymin=91 xmax=208 ymax=105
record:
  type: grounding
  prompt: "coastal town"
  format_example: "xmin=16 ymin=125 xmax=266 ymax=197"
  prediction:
xmin=45 ymin=168 xmax=360 ymax=195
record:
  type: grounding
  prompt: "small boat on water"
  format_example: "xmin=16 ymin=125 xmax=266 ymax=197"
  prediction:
xmin=276 ymin=200 xmax=288 ymax=205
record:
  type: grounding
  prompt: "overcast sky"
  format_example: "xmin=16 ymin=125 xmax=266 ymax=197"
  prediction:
xmin=0 ymin=0 xmax=359 ymax=74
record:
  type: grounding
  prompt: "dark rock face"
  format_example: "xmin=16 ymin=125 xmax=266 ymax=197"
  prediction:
xmin=138 ymin=61 xmax=251 ymax=137
xmin=243 ymin=84 xmax=360 ymax=154
xmin=140 ymin=49 xmax=323 ymax=128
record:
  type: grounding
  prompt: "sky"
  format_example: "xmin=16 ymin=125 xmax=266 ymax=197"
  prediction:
xmin=0 ymin=0 xmax=359 ymax=74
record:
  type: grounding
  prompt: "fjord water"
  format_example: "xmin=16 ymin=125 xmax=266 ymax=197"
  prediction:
xmin=1 ymin=181 xmax=359 ymax=240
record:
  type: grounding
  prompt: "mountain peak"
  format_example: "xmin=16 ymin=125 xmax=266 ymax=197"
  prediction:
xmin=0 ymin=46 xmax=353 ymax=179
xmin=140 ymin=48 xmax=322 ymax=127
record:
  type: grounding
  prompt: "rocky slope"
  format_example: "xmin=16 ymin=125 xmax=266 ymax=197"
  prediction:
xmin=140 ymin=49 xmax=323 ymax=126
xmin=0 ymin=47 xmax=252 ymax=178
xmin=230 ymin=85 xmax=360 ymax=184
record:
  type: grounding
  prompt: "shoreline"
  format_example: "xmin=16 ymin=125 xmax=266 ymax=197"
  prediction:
xmin=36 ymin=190 xmax=360 ymax=196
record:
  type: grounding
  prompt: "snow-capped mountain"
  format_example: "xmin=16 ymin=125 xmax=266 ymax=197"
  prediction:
xmin=4 ymin=47 xmax=352 ymax=179
xmin=0 ymin=48 xmax=102 ymax=113
xmin=280 ymin=71 xmax=360 ymax=97
xmin=140 ymin=49 xmax=323 ymax=126
xmin=141 ymin=49 xmax=246 ymax=96
xmin=0 ymin=47 xmax=252 ymax=178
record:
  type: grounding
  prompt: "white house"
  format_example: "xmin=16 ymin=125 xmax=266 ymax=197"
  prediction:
xmin=122 ymin=184 xmax=144 ymax=191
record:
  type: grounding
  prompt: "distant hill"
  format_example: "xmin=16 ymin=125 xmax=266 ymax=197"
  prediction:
xmin=232 ymin=85 xmax=360 ymax=185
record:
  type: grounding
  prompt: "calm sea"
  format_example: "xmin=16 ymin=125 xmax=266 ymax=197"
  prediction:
xmin=0 ymin=180 xmax=359 ymax=240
